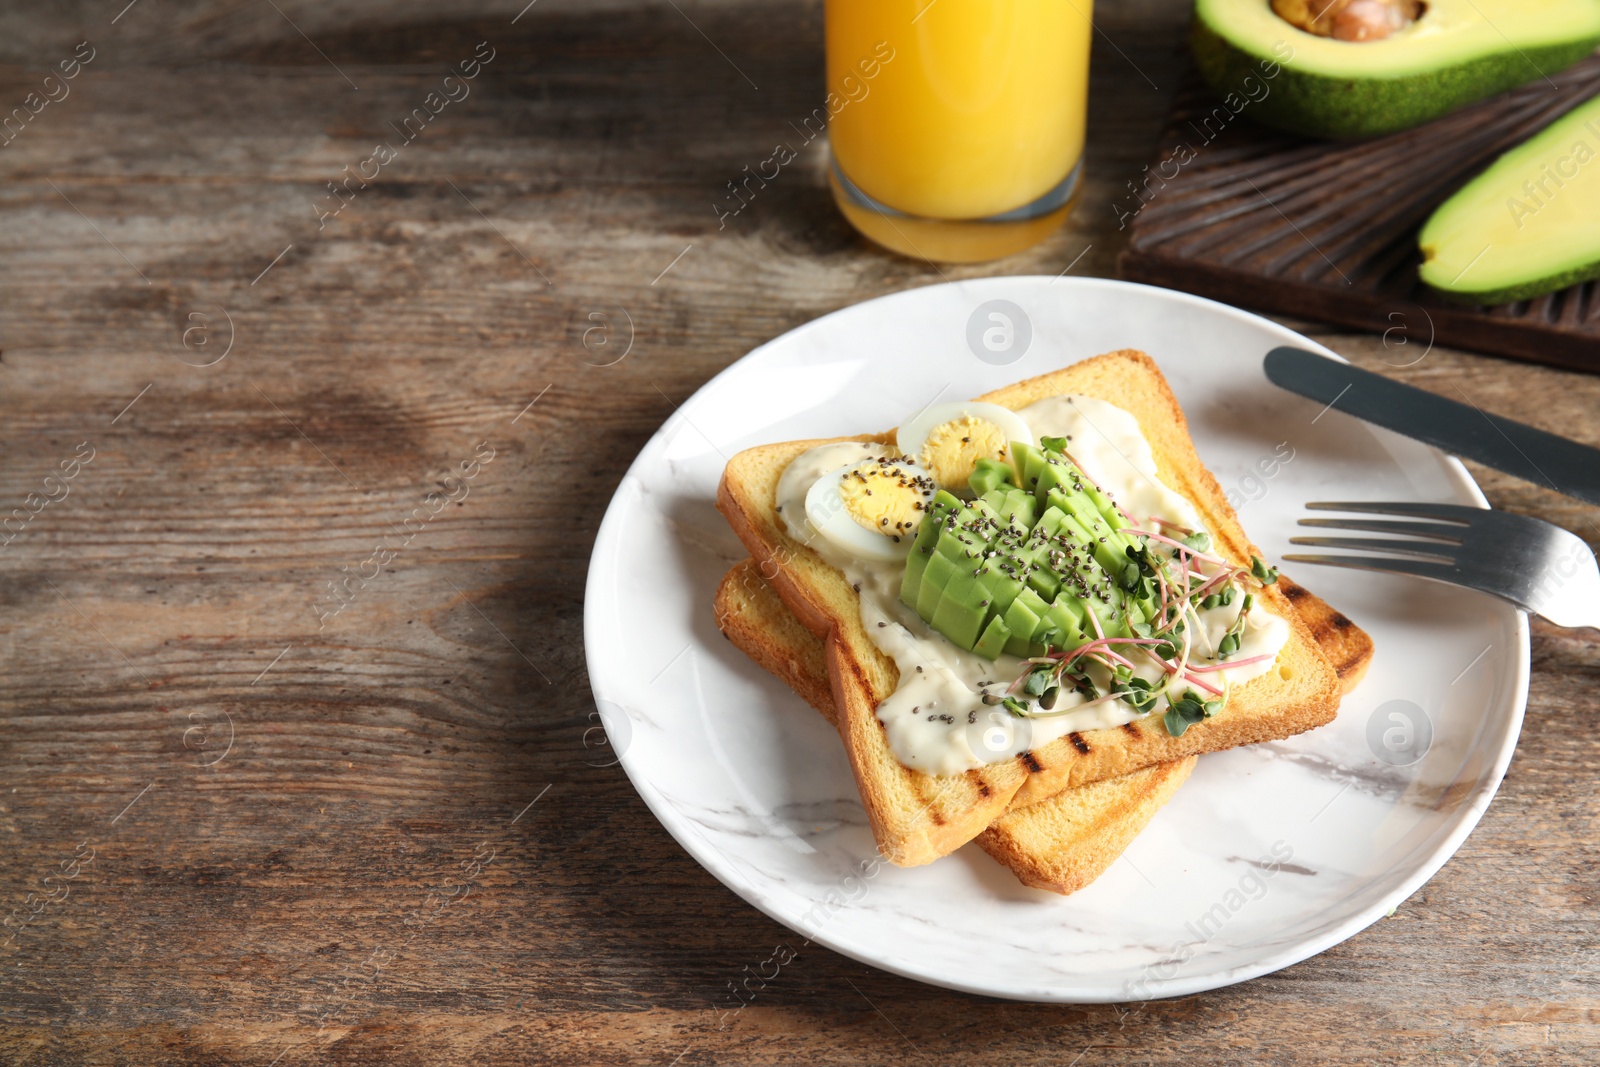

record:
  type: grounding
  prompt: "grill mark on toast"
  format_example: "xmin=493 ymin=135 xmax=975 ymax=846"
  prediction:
xmin=1068 ymin=732 xmax=1091 ymax=755
xmin=1020 ymin=751 xmax=1043 ymax=774
xmin=974 ymin=775 xmax=992 ymax=798
xmin=1120 ymin=722 xmax=1140 ymax=737
xmin=1304 ymin=606 xmax=1356 ymax=639
xmin=1281 ymin=581 xmax=1308 ymax=602
xmin=912 ymin=775 xmax=948 ymax=826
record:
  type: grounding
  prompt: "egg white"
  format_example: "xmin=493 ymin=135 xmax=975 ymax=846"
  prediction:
xmin=803 ymin=457 xmax=936 ymax=562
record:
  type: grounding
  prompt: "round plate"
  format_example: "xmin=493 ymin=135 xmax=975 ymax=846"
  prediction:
xmin=583 ymin=277 xmax=1529 ymax=1003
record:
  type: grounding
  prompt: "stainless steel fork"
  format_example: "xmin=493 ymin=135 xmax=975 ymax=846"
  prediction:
xmin=1283 ymin=502 xmax=1600 ymax=631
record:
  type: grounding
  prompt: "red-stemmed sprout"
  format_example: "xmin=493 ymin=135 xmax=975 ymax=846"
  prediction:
xmin=997 ymin=526 xmax=1281 ymax=728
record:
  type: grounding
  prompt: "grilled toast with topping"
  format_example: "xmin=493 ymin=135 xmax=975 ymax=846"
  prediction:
xmin=715 ymin=350 xmax=1359 ymax=866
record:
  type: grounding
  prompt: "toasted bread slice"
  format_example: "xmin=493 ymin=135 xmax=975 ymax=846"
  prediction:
xmin=716 ymin=350 xmax=1347 ymax=866
xmin=976 ymin=759 xmax=1197 ymax=895
xmin=714 ymin=560 xmax=1373 ymax=894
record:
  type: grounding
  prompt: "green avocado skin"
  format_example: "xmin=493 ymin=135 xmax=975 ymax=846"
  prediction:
xmin=1191 ymin=20 xmax=1600 ymax=140
xmin=1428 ymin=259 xmax=1600 ymax=307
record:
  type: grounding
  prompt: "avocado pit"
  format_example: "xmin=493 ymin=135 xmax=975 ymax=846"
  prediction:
xmin=1272 ymin=0 xmax=1423 ymax=41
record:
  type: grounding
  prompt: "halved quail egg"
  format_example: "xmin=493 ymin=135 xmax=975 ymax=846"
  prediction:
xmin=804 ymin=454 xmax=938 ymax=562
xmin=896 ymin=401 xmax=1034 ymax=495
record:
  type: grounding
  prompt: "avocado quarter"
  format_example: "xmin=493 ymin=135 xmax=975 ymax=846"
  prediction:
xmin=1418 ymin=93 xmax=1600 ymax=304
xmin=1192 ymin=0 xmax=1600 ymax=140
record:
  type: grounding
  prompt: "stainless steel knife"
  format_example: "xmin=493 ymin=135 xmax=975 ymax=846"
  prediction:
xmin=1263 ymin=346 xmax=1600 ymax=508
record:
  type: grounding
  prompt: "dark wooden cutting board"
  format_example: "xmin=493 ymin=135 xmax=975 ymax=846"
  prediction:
xmin=1119 ymin=55 xmax=1600 ymax=374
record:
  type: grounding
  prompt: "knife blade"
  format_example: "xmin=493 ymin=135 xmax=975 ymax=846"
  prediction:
xmin=1264 ymin=346 xmax=1600 ymax=508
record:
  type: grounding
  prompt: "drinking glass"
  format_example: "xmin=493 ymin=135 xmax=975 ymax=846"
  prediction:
xmin=825 ymin=0 xmax=1094 ymax=263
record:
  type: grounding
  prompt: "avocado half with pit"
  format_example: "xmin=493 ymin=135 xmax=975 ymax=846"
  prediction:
xmin=1192 ymin=0 xmax=1600 ymax=140
xmin=1419 ymin=93 xmax=1600 ymax=304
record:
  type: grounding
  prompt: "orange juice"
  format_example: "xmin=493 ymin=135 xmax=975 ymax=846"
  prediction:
xmin=825 ymin=0 xmax=1093 ymax=262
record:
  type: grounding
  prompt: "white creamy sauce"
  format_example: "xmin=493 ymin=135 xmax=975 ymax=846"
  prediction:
xmin=776 ymin=396 xmax=1290 ymax=775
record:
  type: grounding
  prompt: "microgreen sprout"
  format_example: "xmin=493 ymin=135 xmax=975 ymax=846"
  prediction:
xmin=1164 ymin=688 xmax=1223 ymax=737
xmin=1250 ymin=555 xmax=1279 ymax=585
xmin=1110 ymin=668 xmax=1159 ymax=714
xmin=1218 ymin=593 xmax=1255 ymax=659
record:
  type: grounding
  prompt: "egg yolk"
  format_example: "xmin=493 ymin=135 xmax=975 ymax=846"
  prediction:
xmin=918 ymin=416 xmax=1008 ymax=491
xmin=838 ymin=458 xmax=933 ymax=541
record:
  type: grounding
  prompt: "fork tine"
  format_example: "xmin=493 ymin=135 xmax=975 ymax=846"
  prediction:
xmin=1305 ymin=501 xmax=1487 ymax=524
xmin=1296 ymin=517 xmax=1466 ymax=543
xmin=1281 ymin=553 xmax=1461 ymax=585
xmin=1288 ymin=536 xmax=1457 ymax=560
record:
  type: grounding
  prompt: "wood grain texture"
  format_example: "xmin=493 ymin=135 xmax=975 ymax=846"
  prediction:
xmin=0 ymin=1 xmax=1596 ymax=1064
xmin=1120 ymin=58 xmax=1600 ymax=374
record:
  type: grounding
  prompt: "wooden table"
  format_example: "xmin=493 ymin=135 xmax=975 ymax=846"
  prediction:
xmin=2 ymin=2 xmax=1596 ymax=1063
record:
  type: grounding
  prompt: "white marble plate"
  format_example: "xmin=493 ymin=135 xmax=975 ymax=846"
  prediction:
xmin=583 ymin=277 xmax=1529 ymax=1002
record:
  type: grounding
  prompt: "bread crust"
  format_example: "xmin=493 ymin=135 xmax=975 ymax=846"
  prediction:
xmin=715 ymin=350 xmax=1350 ymax=865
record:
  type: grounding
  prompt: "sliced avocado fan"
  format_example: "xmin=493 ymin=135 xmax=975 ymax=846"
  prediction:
xmin=1192 ymin=0 xmax=1600 ymax=140
xmin=1419 ymin=93 xmax=1600 ymax=304
xmin=900 ymin=443 xmax=1157 ymax=661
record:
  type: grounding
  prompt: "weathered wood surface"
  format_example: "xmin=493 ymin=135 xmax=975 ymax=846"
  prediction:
xmin=0 ymin=1 xmax=1596 ymax=1064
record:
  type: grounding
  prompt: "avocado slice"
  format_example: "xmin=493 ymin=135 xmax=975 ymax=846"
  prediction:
xmin=1043 ymin=596 xmax=1092 ymax=650
xmin=1419 ymin=93 xmax=1600 ymax=304
xmin=974 ymin=561 xmax=1026 ymax=620
xmin=1192 ymin=0 xmax=1600 ymax=140
xmin=980 ymin=486 xmax=1037 ymax=531
xmin=1001 ymin=592 xmax=1046 ymax=658
xmin=900 ymin=494 xmax=958 ymax=607
xmin=1048 ymin=490 xmax=1130 ymax=575
xmin=1025 ymin=561 xmax=1063 ymax=603
xmin=1009 ymin=587 xmax=1057 ymax=652
xmin=968 ymin=457 xmax=1015 ymax=497
xmin=1001 ymin=488 xmax=1037 ymax=531
xmin=1009 ymin=441 xmax=1047 ymax=494
xmin=914 ymin=551 xmax=959 ymax=620
xmin=930 ymin=570 xmax=988 ymax=650
xmin=972 ymin=614 xmax=1012 ymax=661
